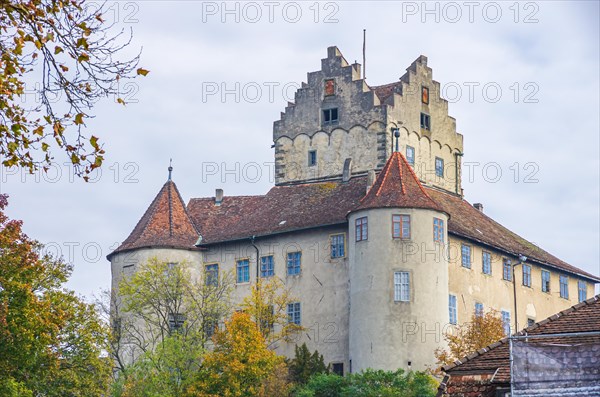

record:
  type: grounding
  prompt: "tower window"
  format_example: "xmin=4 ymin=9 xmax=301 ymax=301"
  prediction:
xmin=422 ymin=86 xmax=429 ymax=104
xmin=475 ymin=302 xmax=484 ymax=317
xmin=406 ymin=145 xmax=415 ymax=165
xmin=287 ymin=252 xmax=302 ymax=276
xmin=578 ymin=280 xmax=587 ymax=302
xmin=236 ymin=259 xmax=250 ymax=283
xmin=332 ymin=363 xmax=344 ymax=376
xmin=482 ymin=252 xmax=492 ymax=275
xmin=541 ymin=270 xmax=551 ymax=292
xmin=394 ymin=271 xmax=410 ymax=302
xmin=287 ymin=302 xmax=301 ymax=325
xmin=308 ymin=150 xmax=317 ymax=166
xmin=435 ymin=157 xmax=444 ymax=177
xmin=261 ymin=255 xmax=274 ymax=278
xmin=448 ymin=294 xmax=457 ymax=325
xmin=503 ymin=259 xmax=512 ymax=281
xmin=420 ymin=112 xmax=431 ymax=130
xmin=522 ymin=264 xmax=532 ymax=287
xmin=330 ymin=234 xmax=345 ymax=258
xmin=355 ymin=217 xmax=368 ymax=241
xmin=323 ymin=108 xmax=339 ymax=125
xmin=461 ymin=244 xmax=471 ymax=269
xmin=560 ymin=275 xmax=569 ymax=299
xmin=433 ymin=218 xmax=444 ymax=243
xmin=392 ymin=214 xmax=410 ymax=239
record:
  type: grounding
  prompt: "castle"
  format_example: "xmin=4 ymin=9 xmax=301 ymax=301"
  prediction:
xmin=108 ymin=47 xmax=599 ymax=373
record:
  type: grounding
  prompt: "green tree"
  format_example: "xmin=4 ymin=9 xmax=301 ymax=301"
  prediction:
xmin=0 ymin=0 xmax=147 ymax=178
xmin=435 ymin=309 xmax=506 ymax=367
xmin=287 ymin=343 xmax=329 ymax=385
xmin=294 ymin=369 xmax=438 ymax=397
xmin=187 ymin=312 xmax=283 ymax=397
xmin=0 ymin=194 xmax=111 ymax=395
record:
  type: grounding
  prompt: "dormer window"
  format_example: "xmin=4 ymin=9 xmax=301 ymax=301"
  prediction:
xmin=323 ymin=108 xmax=338 ymax=126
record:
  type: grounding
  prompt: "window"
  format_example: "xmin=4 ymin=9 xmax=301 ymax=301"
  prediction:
xmin=475 ymin=302 xmax=484 ymax=317
xmin=330 ymin=234 xmax=345 ymax=258
xmin=324 ymin=79 xmax=335 ymax=96
xmin=578 ymin=281 xmax=587 ymax=302
xmin=527 ymin=318 xmax=535 ymax=327
xmin=392 ymin=215 xmax=411 ymax=239
xmin=501 ymin=310 xmax=511 ymax=335
xmin=448 ymin=295 xmax=457 ymax=325
xmin=205 ymin=264 xmax=219 ymax=286
xmin=260 ymin=305 xmax=275 ymax=333
xmin=355 ymin=217 xmax=368 ymax=241
xmin=560 ymin=275 xmax=569 ymax=299
xmin=323 ymin=108 xmax=338 ymax=125
xmin=461 ymin=244 xmax=471 ymax=269
xmin=482 ymin=252 xmax=492 ymax=275
xmin=308 ymin=150 xmax=317 ymax=166
xmin=406 ymin=145 xmax=415 ymax=165
xmin=164 ymin=262 xmax=178 ymax=276
xmin=422 ymin=86 xmax=429 ymax=104
xmin=261 ymin=255 xmax=274 ymax=278
xmin=433 ymin=218 xmax=445 ymax=243
xmin=435 ymin=157 xmax=444 ymax=177
xmin=236 ymin=259 xmax=250 ymax=283
xmin=541 ymin=270 xmax=551 ymax=293
xmin=503 ymin=259 xmax=512 ymax=281
xmin=394 ymin=271 xmax=410 ymax=302
xmin=287 ymin=252 xmax=301 ymax=276
xmin=332 ymin=363 xmax=344 ymax=376
xmin=420 ymin=112 xmax=431 ymax=130
xmin=522 ymin=264 xmax=531 ymax=287
xmin=168 ymin=313 xmax=185 ymax=333
xmin=287 ymin=302 xmax=301 ymax=325
xmin=204 ymin=317 xmax=218 ymax=338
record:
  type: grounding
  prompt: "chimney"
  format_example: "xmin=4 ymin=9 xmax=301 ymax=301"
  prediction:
xmin=473 ymin=203 xmax=484 ymax=213
xmin=366 ymin=170 xmax=376 ymax=193
xmin=215 ymin=189 xmax=224 ymax=206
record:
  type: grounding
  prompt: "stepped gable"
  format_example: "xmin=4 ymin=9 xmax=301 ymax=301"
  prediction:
xmin=107 ymin=180 xmax=199 ymax=259
xmin=353 ymin=151 xmax=445 ymax=213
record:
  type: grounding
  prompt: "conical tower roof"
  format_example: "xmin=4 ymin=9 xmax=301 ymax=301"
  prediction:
xmin=353 ymin=151 xmax=445 ymax=213
xmin=107 ymin=179 xmax=199 ymax=260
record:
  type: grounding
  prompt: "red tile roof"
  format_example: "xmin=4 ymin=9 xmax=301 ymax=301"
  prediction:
xmin=370 ymin=81 xmax=403 ymax=103
xmin=353 ymin=151 xmax=444 ymax=214
xmin=441 ymin=295 xmax=600 ymax=383
xmin=107 ymin=180 xmax=200 ymax=259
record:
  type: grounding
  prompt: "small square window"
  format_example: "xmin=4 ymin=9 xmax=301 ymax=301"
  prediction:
xmin=323 ymin=108 xmax=339 ymax=125
xmin=392 ymin=215 xmax=411 ymax=239
xmin=261 ymin=255 xmax=274 ymax=278
xmin=355 ymin=217 xmax=368 ymax=242
xmin=461 ymin=244 xmax=471 ymax=269
xmin=287 ymin=252 xmax=301 ymax=276
xmin=420 ymin=112 xmax=431 ymax=130
xmin=422 ymin=86 xmax=429 ymax=104
xmin=527 ymin=318 xmax=535 ymax=327
xmin=406 ymin=146 xmax=415 ymax=166
xmin=308 ymin=150 xmax=317 ymax=167
xmin=503 ymin=259 xmax=512 ymax=281
xmin=435 ymin=157 xmax=444 ymax=178
xmin=332 ymin=363 xmax=344 ymax=376
xmin=330 ymin=234 xmax=345 ymax=258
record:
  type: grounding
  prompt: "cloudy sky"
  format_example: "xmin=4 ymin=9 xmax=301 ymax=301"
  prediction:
xmin=1 ymin=1 xmax=598 ymax=298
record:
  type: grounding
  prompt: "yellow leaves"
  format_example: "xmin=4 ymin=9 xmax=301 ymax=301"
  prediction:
xmin=77 ymin=53 xmax=89 ymax=63
xmin=59 ymin=64 xmax=69 ymax=72
xmin=116 ymin=97 xmax=125 ymax=105
xmin=54 ymin=46 xmax=63 ymax=55
xmin=136 ymin=68 xmax=150 ymax=76
xmin=74 ymin=112 xmax=84 ymax=125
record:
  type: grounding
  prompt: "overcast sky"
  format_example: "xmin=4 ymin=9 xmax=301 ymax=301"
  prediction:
xmin=1 ymin=1 xmax=598 ymax=298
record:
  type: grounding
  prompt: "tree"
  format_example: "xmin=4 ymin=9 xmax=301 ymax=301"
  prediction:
xmin=435 ymin=309 xmax=506 ymax=367
xmin=187 ymin=312 xmax=283 ymax=397
xmin=0 ymin=194 xmax=111 ymax=395
xmin=294 ymin=369 xmax=438 ymax=397
xmin=287 ymin=343 xmax=329 ymax=385
xmin=0 ymin=0 xmax=147 ymax=178
xmin=240 ymin=277 xmax=303 ymax=348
